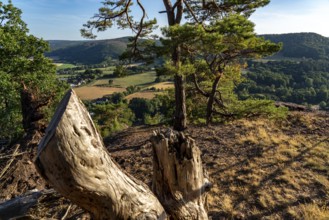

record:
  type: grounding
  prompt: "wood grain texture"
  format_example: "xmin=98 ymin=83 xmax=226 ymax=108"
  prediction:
xmin=35 ymin=89 xmax=166 ymax=220
xmin=151 ymin=129 xmax=211 ymax=219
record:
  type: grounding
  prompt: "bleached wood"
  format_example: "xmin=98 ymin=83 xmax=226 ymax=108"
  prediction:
xmin=151 ymin=130 xmax=211 ymax=219
xmin=35 ymin=89 xmax=166 ymax=220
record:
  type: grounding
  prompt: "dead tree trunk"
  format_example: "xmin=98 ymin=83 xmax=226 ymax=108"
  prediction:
xmin=151 ymin=130 xmax=211 ymax=219
xmin=35 ymin=90 xmax=166 ymax=220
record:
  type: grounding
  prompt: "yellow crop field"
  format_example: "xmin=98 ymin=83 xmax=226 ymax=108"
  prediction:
xmin=74 ymin=86 xmax=125 ymax=100
xmin=125 ymin=91 xmax=163 ymax=100
xmin=92 ymin=71 xmax=157 ymax=88
xmin=146 ymin=82 xmax=174 ymax=90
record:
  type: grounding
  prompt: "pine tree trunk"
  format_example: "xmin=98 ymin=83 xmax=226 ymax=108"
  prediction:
xmin=173 ymin=73 xmax=187 ymax=131
xmin=151 ymin=129 xmax=211 ymax=219
xmin=163 ymin=0 xmax=187 ymax=131
xmin=206 ymin=76 xmax=221 ymax=125
xmin=35 ymin=90 xmax=166 ymax=220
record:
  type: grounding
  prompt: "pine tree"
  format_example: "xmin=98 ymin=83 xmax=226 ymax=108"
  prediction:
xmin=81 ymin=0 xmax=276 ymax=129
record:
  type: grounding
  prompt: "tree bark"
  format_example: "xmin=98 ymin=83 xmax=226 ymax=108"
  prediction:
xmin=206 ymin=76 xmax=221 ymax=125
xmin=35 ymin=89 xmax=166 ymax=220
xmin=20 ymin=83 xmax=50 ymax=134
xmin=163 ymin=0 xmax=187 ymax=131
xmin=151 ymin=129 xmax=211 ymax=219
xmin=173 ymin=73 xmax=187 ymax=131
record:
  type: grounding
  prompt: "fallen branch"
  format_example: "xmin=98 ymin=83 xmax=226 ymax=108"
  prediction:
xmin=0 ymin=189 xmax=55 ymax=220
xmin=61 ymin=204 xmax=72 ymax=220
xmin=0 ymin=144 xmax=20 ymax=179
xmin=0 ymin=152 xmax=25 ymax=159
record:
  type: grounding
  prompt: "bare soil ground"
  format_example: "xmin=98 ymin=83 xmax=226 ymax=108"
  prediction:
xmin=1 ymin=111 xmax=328 ymax=219
xmin=107 ymin=111 xmax=329 ymax=219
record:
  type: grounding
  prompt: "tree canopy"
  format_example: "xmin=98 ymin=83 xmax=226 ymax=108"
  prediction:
xmin=0 ymin=1 xmax=67 ymax=141
xmin=82 ymin=0 xmax=279 ymax=127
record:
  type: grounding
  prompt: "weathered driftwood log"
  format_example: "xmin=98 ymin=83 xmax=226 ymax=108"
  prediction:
xmin=151 ymin=130 xmax=211 ymax=220
xmin=35 ymin=90 xmax=166 ymax=220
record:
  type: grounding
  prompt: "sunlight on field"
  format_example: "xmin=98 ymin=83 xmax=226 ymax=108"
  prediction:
xmin=74 ymin=86 xmax=125 ymax=100
xmin=92 ymin=79 xmax=113 ymax=86
xmin=125 ymin=91 xmax=163 ymax=100
xmin=146 ymin=82 xmax=174 ymax=90
xmin=98 ymin=66 xmax=115 ymax=75
xmin=92 ymin=71 xmax=157 ymax=88
xmin=74 ymin=72 xmax=171 ymax=100
xmin=55 ymin=63 xmax=76 ymax=70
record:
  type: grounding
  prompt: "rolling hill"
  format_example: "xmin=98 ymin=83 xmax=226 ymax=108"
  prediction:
xmin=47 ymin=33 xmax=329 ymax=65
xmin=262 ymin=32 xmax=329 ymax=60
xmin=238 ymin=33 xmax=329 ymax=109
xmin=47 ymin=37 xmax=130 ymax=64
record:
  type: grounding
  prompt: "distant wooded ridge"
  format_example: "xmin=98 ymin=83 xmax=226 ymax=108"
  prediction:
xmin=237 ymin=33 xmax=329 ymax=108
xmin=261 ymin=32 xmax=329 ymax=60
xmin=47 ymin=32 xmax=329 ymax=65
xmin=46 ymin=37 xmax=130 ymax=64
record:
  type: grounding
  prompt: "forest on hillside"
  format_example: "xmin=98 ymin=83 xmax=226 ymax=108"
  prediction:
xmin=236 ymin=33 xmax=329 ymax=110
xmin=262 ymin=32 xmax=329 ymax=60
xmin=237 ymin=60 xmax=329 ymax=109
xmin=47 ymin=38 xmax=129 ymax=64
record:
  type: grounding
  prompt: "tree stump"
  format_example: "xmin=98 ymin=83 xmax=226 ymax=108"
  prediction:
xmin=151 ymin=130 xmax=211 ymax=219
xmin=35 ymin=90 xmax=166 ymax=220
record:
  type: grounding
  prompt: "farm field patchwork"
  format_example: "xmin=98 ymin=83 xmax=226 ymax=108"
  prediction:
xmin=125 ymin=91 xmax=163 ymax=100
xmin=74 ymin=86 xmax=125 ymax=100
xmin=146 ymin=82 xmax=174 ymax=90
xmin=92 ymin=71 xmax=157 ymax=88
xmin=55 ymin=63 xmax=76 ymax=70
xmin=73 ymin=72 xmax=173 ymax=100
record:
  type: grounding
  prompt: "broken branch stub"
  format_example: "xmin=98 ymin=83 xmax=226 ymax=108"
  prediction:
xmin=35 ymin=89 xmax=166 ymax=220
xmin=151 ymin=129 xmax=211 ymax=220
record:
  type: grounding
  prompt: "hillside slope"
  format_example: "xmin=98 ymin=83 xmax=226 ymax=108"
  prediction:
xmin=262 ymin=32 xmax=329 ymax=60
xmin=238 ymin=33 xmax=329 ymax=108
xmin=0 ymin=112 xmax=328 ymax=219
xmin=47 ymin=37 xmax=129 ymax=64
xmin=108 ymin=112 xmax=329 ymax=219
xmin=46 ymin=33 xmax=329 ymax=64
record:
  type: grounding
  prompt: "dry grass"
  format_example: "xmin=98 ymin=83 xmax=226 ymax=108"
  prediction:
xmin=187 ymin=112 xmax=329 ymax=219
xmin=99 ymin=112 xmax=329 ymax=219
xmin=92 ymin=71 xmax=157 ymax=88
xmin=125 ymin=91 xmax=164 ymax=100
xmin=73 ymin=86 xmax=125 ymax=100
xmin=146 ymin=82 xmax=174 ymax=90
xmin=1 ymin=111 xmax=327 ymax=219
xmin=76 ymin=72 xmax=163 ymax=100
xmin=287 ymin=203 xmax=329 ymax=220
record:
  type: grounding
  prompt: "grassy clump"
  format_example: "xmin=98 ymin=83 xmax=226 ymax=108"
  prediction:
xmin=203 ymin=112 xmax=329 ymax=219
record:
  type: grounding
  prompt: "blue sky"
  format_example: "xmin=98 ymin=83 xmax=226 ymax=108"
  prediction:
xmin=10 ymin=0 xmax=329 ymax=40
